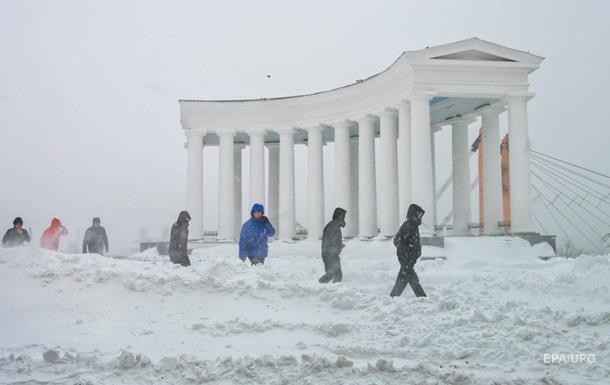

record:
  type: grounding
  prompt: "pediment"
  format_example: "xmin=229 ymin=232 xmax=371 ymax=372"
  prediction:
xmin=402 ymin=37 xmax=544 ymax=66
xmin=431 ymin=49 xmax=516 ymax=62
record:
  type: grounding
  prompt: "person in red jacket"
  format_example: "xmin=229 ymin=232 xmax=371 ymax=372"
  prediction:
xmin=40 ymin=218 xmax=68 ymax=251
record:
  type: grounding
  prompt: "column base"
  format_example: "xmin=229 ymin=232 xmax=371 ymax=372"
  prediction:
xmin=511 ymin=232 xmax=557 ymax=253
xmin=421 ymin=236 xmax=445 ymax=248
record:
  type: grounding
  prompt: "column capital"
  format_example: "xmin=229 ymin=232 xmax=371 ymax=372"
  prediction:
xmin=478 ymin=104 xmax=505 ymax=116
xmin=307 ymin=125 xmax=326 ymax=133
xmin=247 ymin=130 xmax=267 ymax=137
xmin=356 ymin=114 xmax=378 ymax=124
xmin=379 ymin=107 xmax=398 ymax=117
xmin=407 ymin=90 xmax=437 ymax=101
xmin=396 ymin=100 xmax=411 ymax=109
xmin=276 ymin=127 xmax=296 ymax=135
xmin=332 ymin=120 xmax=356 ymax=129
xmin=504 ymin=91 xmax=535 ymax=103
xmin=216 ymin=130 xmax=236 ymax=137
xmin=185 ymin=129 xmax=206 ymax=138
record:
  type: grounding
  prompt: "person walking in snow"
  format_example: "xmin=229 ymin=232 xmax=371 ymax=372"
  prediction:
xmin=238 ymin=203 xmax=276 ymax=265
xmin=390 ymin=203 xmax=427 ymax=297
xmin=318 ymin=207 xmax=347 ymax=283
xmin=82 ymin=217 xmax=109 ymax=255
xmin=169 ymin=210 xmax=191 ymax=266
xmin=2 ymin=217 xmax=31 ymax=248
xmin=40 ymin=218 xmax=68 ymax=251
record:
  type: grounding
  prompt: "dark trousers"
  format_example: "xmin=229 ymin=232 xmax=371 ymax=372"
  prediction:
xmin=319 ymin=255 xmax=342 ymax=283
xmin=390 ymin=264 xmax=426 ymax=297
xmin=247 ymin=256 xmax=265 ymax=265
xmin=170 ymin=253 xmax=191 ymax=267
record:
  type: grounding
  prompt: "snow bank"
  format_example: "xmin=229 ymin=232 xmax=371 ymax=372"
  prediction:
xmin=1 ymin=237 xmax=608 ymax=384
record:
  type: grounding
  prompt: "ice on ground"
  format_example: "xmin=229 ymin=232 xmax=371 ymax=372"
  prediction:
xmin=0 ymin=237 xmax=608 ymax=384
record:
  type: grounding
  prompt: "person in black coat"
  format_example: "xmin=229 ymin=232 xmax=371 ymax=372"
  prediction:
xmin=169 ymin=210 xmax=191 ymax=266
xmin=2 ymin=217 xmax=31 ymax=248
xmin=390 ymin=203 xmax=427 ymax=297
xmin=319 ymin=207 xmax=347 ymax=283
xmin=82 ymin=217 xmax=109 ymax=255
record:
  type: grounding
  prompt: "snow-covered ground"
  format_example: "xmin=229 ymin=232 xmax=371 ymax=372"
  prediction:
xmin=0 ymin=237 xmax=608 ymax=384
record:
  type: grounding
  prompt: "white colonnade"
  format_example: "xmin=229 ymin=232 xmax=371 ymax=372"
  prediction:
xmin=181 ymin=39 xmax=542 ymax=241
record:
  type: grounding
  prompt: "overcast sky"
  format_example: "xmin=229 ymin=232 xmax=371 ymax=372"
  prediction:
xmin=1 ymin=0 xmax=609 ymax=253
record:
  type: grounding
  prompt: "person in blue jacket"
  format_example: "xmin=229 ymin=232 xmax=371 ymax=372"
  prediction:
xmin=239 ymin=203 xmax=276 ymax=265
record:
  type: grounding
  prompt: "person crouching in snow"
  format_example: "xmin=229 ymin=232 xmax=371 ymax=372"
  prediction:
xmin=239 ymin=203 xmax=276 ymax=265
xmin=318 ymin=207 xmax=346 ymax=283
xmin=40 ymin=218 xmax=68 ymax=251
xmin=169 ymin=210 xmax=191 ymax=266
xmin=390 ymin=203 xmax=427 ymax=297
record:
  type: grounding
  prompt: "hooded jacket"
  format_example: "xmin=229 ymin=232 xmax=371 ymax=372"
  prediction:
xmin=321 ymin=207 xmax=346 ymax=258
xmin=83 ymin=218 xmax=109 ymax=254
xmin=169 ymin=211 xmax=191 ymax=260
xmin=393 ymin=204 xmax=425 ymax=265
xmin=40 ymin=218 xmax=68 ymax=251
xmin=238 ymin=203 xmax=276 ymax=261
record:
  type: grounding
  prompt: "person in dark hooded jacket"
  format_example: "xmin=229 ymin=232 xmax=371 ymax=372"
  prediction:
xmin=82 ymin=217 xmax=109 ymax=255
xmin=390 ymin=203 xmax=427 ymax=297
xmin=318 ymin=207 xmax=347 ymax=283
xmin=169 ymin=210 xmax=191 ymax=266
xmin=239 ymin=203 xmax=276 ymax=265
xmin=2 ymin=217 xmax=31 ymax=248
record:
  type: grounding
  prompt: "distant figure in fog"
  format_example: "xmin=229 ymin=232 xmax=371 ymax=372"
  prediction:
xmin=40 ymin=218 xmax=68 ymax=251
xmin=239 ymin=203 xmax=276 ymax=265
xmin=82 ymin=217 xmax=109 ymax=255
xmin=169 ymin=210 xmax=191 ymax=266
xmin=2 ymin=217 xmax=31 ymax=248
xmin=318 ymin=207 xmax=347 ymax=283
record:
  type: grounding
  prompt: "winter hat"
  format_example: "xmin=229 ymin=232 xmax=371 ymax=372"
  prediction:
xmin=178 ymin=210 xmax=191 ymax=223
xmin=13 ymin=217 xmax=23 ymax=226
xmin=251 ymin=203 xmax=265 ymax=215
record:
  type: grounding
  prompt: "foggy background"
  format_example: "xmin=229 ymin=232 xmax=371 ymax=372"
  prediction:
xmin=1 ymin=0 xmax=609 ymax=254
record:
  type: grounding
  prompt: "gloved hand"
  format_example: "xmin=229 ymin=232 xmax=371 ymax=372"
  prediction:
xmin=261 ymin=216 xmax=270 ymax=224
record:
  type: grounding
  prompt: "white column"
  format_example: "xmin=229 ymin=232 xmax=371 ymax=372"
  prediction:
xmin=334 ymin=121 xmax=352 ymax=236
xmin=397 ymin=101 xmax=412 ymax=220
xmin=451 ymin=118 xmax=473 ymax=236
xmin=186 ymin=130 xmax=205 ymax=239
xmin=431 ymin=128 xmax=438 ymax=229
xmin=409 ymin=92 xmax=436 ymax=236
xmin=507 ymin=93 xmax=535 ymax=233
xmin=217 ymin=131 xmax=235 ymax=240
xmin=267 ymin=143 xmax=280 ymax=234
xmin=379 ymin=108 xmax=399 ymax=236
xmin=357 ymin=115 xmax=378 ymax=238
xmin=249 ymin=131 xmax=266 ymax=207
xmin=234 ymin=143 xmax=244 ymax=237
xmin=307 ymin=126 xmax=325 ymax=239
xmin=278 ymin=129 xmax=296 ymax=240
xmin=347 ymin=136 xmax=359 ymax=237
xmin=481 ymin=106 xmax=504 ymax=235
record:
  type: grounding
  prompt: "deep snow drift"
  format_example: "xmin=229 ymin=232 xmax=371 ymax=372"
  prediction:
xmin=0 ymin=237 xmax=608 ymax=384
